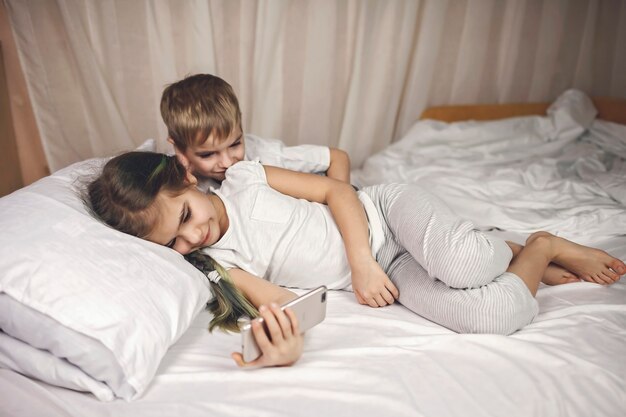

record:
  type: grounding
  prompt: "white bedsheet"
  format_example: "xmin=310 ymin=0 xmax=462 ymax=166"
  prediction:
xmin=1 ymin=239 xmax=625 ymax=417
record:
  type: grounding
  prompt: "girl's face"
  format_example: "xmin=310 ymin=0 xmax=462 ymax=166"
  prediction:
xmin=146 ymin=186 xmax=226 ymax=255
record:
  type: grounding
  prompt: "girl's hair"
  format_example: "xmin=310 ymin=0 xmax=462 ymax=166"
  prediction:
xmin=86 ymin=151 xmax=258 ymax=332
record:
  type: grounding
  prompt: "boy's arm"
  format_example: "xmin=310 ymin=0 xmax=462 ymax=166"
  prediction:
xmin=263 ymin=166 xmax=398 ymax=307
xmin=228 ymin=268 xmax=302 ymax=368
xmin=245 ymin=136 xmax=351 ymax=182
xmin=326 ymin=148 xmax=351 ymax=183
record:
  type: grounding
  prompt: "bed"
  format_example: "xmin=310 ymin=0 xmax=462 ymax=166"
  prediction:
xmin=1 ymin=90 xmax=624 ymax=417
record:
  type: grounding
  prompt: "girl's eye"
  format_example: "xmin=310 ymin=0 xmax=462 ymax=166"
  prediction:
xmin=200 ymin=152 xmax=216 ymax=159
xmin=183 ymin=208 xmax=191 ymax=223
xmin=166 ymin=238 xmax=176 ymax=249
xmin=230 ymin=141 xmax=241 ymax=148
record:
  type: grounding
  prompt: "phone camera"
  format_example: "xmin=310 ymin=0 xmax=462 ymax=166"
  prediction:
xmin=321 ymin=292 xmax=326 ymax=303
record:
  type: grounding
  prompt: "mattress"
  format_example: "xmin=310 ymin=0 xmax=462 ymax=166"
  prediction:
xmin=1 ymin=90 xmax=625 ymax=417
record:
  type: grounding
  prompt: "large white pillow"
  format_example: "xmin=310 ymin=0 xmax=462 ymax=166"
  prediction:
xmin=0 ymin=142 xmax=211 ymax=401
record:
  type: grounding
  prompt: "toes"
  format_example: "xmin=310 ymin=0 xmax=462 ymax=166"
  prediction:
xmin=581 ymin=273 xmax=608 ymax=285
xmin=595 ymin=273 xmax=612 ymax=285
xmin=562 ymin=273 xmax=579 ymax=283
xmin=601 ymin=271 xmax=619 ymax=284
xmin=610 ymin=260 xmax=626 ymax=276
xmin=604 ymin=269 xmax=619 ymax=281
xmin=599 ymin=272 xmax=612 ymax=284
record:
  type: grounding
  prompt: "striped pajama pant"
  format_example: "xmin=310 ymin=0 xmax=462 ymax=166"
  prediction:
xmin=361 ymin=183 xmax=538 ymax=335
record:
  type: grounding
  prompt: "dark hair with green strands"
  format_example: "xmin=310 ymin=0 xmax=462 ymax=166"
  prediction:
xmin=85 ymin=151 xmax=258 ymax=332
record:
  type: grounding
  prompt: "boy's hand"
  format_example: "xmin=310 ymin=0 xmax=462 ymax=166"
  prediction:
xmin=351 ymin=257 xmax=399 ymax=307
xmin=232 ymin=304 xmax=303 ymax=368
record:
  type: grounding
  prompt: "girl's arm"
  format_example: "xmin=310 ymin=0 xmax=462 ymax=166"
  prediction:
xmin=228 ymin=268 xmax=303 ymax=368
xmin=229 ymin=268 xmax=297 ymax=307
xmin=263 ymin=166 xmax=399 ymax=307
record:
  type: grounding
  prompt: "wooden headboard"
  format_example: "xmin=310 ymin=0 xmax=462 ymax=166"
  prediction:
xmin=0 ymin=42 xmax=23 ymax=196
xmin=420 ymin=97 xmax=626 ymax=125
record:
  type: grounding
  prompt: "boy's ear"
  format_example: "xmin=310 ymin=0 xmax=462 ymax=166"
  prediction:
xmin=169 ymin=138 xmax=191 ymax=171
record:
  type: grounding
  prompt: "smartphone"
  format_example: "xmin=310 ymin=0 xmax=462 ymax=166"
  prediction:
xmin=240 ymin=286 xmax=327 ymax=363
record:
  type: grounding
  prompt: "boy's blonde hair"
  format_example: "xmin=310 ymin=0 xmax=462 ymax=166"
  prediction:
xmin=160 ymin=74 xmax=242 ymax=150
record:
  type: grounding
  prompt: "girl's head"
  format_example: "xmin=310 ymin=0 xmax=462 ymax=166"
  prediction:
xmin=87 ymin=151 xmax=257 ymax=332
xmin=89 ymin=152 xmax=223 ymax=255
xmin=88 ymin=151 xmax=189 ymax=241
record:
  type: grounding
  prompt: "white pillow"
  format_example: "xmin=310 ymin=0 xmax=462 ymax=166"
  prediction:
xmin=0 ymin=141 xmax=211 ymax=401
xmin=0 ymin=330 xmax=114 ymax=401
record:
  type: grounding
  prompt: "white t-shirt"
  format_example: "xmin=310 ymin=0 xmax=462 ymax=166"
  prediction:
xmin=197 ymin=134 xmax=330 ymax=191
xmin=245 ymin=134 xmax=330 ymax=173
xmin=200 ymin=161 xmax=353 ymax=290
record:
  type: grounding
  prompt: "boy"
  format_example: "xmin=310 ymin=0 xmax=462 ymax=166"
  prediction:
xmin=160 ymin=74 xmax=351 ymax=191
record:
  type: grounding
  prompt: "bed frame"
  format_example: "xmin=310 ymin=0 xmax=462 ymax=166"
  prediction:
xmin=420 ymin=96 xmax=626 ymax=125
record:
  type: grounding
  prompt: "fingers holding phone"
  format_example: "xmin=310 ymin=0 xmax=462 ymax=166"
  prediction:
xmin=232 ymin=304 xmax=303 ymax=368
xmin=234 ymin=286 xmax=327 ymax=368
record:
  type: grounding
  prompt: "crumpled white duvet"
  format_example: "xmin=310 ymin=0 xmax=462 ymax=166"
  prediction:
xmin=353 ymin=90 xmax=626 ymax=246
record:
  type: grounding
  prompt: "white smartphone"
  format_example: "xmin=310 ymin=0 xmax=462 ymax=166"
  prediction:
xmin=240 ymin=286 xmax=327 ymax=363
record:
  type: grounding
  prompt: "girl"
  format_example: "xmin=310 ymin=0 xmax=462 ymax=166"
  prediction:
xmin=87 ymin=152 xmax=625 ymax=368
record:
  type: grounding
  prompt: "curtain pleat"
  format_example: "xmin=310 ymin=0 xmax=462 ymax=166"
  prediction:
xmin=5 ymin=0 xmax=625 ymax=171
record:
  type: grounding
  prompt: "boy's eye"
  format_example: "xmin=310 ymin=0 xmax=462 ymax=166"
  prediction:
xmin=166 ymin=238 xmax=176 ymax=249
xmin=230 ymin=140 xmax=241 ymax=148
xmin=199 ymin=152 xmax=216 ymax=159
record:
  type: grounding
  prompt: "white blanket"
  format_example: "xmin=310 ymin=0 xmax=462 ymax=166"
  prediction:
xmin=353 ymin=90 xmax=626 ymax=246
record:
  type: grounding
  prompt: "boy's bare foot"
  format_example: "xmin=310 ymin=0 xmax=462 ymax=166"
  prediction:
xmin=542 ymin=264 xmax=580 ymax=286
xmin=528 ymin=232 xmax=626 ymax=285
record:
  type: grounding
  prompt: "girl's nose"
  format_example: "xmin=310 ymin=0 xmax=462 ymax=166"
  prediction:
xmin=181 ymin=225 xmax=203 ymax=249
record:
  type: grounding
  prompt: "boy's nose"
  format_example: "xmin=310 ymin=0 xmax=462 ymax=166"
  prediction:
xmin=218 ymin=152 xmax=233 ymax=168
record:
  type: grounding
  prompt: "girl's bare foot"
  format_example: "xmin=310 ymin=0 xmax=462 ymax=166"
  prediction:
xmin=527 ymin=232 xmax=626 ymax=285
xmin=542 ymin=264 xmax=580 ymax=286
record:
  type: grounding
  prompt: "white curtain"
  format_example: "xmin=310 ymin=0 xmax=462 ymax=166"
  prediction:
xmin=5 ymin=0 xmax=626 ymax=172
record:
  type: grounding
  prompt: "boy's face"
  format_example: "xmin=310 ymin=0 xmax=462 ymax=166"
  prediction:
xmin=171 ymin=125 xmax=245 ymax=181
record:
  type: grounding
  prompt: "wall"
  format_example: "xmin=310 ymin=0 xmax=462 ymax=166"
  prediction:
xmin=0 ymin=0 xmax=48 ymax=196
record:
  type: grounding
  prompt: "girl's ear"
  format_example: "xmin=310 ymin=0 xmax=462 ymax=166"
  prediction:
xmin=184 ymin=170 xmax=198 ymax=185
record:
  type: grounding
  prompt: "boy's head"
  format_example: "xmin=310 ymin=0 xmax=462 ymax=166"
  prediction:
xmin=161 ymin=74 xmax=245 ymax=181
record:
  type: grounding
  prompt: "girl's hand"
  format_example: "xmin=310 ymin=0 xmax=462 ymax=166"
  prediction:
xmin=351 ymin=257 xmax=399 ymax=307
xmin=231 ymin=304 xmax=303 ymax=368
